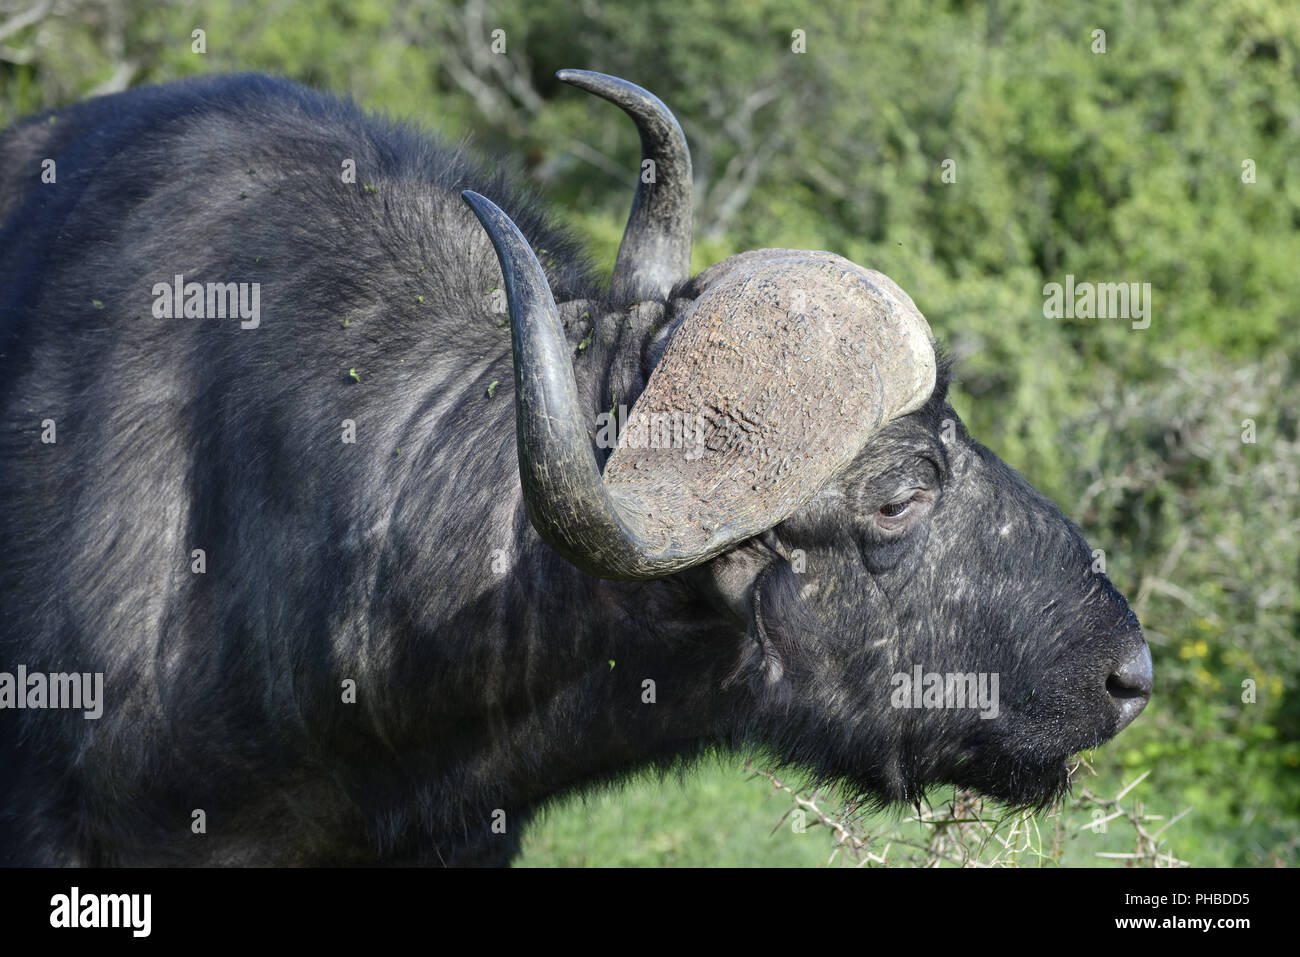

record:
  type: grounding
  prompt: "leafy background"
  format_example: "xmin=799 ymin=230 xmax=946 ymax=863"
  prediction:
xmin=2 ymin=0 xmax=1296 ymax=866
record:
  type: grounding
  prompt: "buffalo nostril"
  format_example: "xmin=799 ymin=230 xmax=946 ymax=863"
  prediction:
xmin=1106 ymin=641 xmax=1153 ymax=731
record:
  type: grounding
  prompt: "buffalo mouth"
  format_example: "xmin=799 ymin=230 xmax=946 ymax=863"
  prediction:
xmin=944 ymin=756 xmax=1076 ymax=812
xmin=937 ymin=717 xmax=1133 ymax=810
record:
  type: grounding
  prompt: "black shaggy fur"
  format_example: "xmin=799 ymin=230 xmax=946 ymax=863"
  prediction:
xmin=0 ymin=75 xmax=1145 ymax=865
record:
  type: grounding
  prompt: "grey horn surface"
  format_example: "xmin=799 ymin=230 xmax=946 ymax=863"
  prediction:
xmin=462 ymin=189 xmax=688 ymax=579
xmin=557 ymin=69 xmax=693 ymax=304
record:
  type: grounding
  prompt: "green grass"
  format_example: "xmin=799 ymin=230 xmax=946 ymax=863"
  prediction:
xmin=519 ymin=757 xmax=837 ymax=867
xmin=518 ymin=755 xmax=1200 ymax=867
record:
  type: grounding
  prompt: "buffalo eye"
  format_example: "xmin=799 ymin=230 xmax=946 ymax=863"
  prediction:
xmin=879 ymin=498 xmax=911 ymax=518
xmin=871 ymin=488 xmax=935 ymax=533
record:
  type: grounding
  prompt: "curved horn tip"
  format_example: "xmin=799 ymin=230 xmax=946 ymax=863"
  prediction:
xmin=554 ymin=69 xmax=693 ymax=304
xmin=460 ymin=189 xmax=494 ymax=220
xmin=554 ymin=69 xmax=674 ymax=115
xmin=460 ymin=191 xmax=524 ymax=261
xmin=555 ymin=68 xmax=611 ymax=87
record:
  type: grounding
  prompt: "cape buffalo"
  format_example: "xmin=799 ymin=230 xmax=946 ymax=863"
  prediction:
xmin=0 ymin=71 xmax=1151 ymax=865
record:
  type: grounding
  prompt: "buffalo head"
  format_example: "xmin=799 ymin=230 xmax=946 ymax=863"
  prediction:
xmin=463 ymin=71 xmax=1151 ymax=809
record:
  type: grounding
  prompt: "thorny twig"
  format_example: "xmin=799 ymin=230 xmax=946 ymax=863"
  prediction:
xmin=747 ymin=762 xmax=1188 ymax=867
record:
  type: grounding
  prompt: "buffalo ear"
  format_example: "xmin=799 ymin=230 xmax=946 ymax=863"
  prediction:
xmin=713 ymin=555 xmax=799 ymax=691
xmin=686 ymin=537 xmax=776 ymax=624
xmin=693 ymin=532 xmax=799 ymax=688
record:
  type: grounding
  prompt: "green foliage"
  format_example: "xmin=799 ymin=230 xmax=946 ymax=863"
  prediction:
xmin=2 ymin=0 xmax=1295 ymax=866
